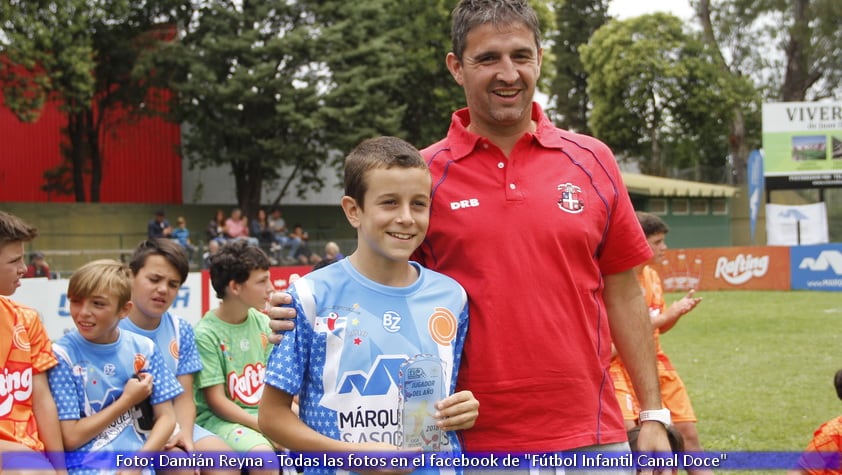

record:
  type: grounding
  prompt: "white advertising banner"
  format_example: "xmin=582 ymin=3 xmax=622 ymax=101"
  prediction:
xmin=765 ymin=202 xmax=829 ymax=246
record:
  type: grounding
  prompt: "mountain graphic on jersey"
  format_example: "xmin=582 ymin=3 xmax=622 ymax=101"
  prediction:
xmin=337 ymin=356 xmax=405 ymax=396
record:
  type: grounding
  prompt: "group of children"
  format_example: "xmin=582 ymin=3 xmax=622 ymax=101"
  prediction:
xmin=3 ymin=135 xmax=838 ymax=475
xmin=0 ymin=136 xmax=478 ymax=475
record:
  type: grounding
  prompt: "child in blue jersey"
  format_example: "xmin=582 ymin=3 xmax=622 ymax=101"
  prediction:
xmin=120 ymin=238 xmax=238 ymax=475
xmin=259 ymin=136 xmax=479 ymax=474
xmin=47 ymin=259 xmax=183 ymax=474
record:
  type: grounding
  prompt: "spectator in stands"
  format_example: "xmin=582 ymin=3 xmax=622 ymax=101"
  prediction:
xmin=249 ymin=209 xmax=277 ymax=255
xmin=206 ymin=209 xmax=226 ymax=244
xmin=24 ymin=251 xmax=52 ymax=279
xmin=0 ymin=210 xmax=65 ymax=473
xmin=147 ymin=209 xmax=173 ymax=239
xmin=224 ymin=208 xmax=258 ymax=246
xmin=171 ymin=216 xmax=197 ymax=262
xmin=202 ymin=239 xmax=221 ymax=270
xmin=289 ymin=224 xmax=319 ymax=265
xmin=312 ymin=241 xmax=343 ymax=270
xmin=268 ymin=207 xmax=300 ymax=264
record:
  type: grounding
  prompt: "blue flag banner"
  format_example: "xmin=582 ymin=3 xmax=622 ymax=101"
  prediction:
xmin=747 ymin=149 xmax=764 ymax=243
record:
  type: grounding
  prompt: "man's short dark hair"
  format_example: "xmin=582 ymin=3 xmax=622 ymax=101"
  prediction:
xmin=450 ymin=0 xmax=541 ymax=61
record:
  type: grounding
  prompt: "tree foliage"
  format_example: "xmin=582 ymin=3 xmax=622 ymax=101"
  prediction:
xmin=143 ymin=0 xmax=326 ymax=217
xmin=0 ymin=0 xmax=184 ymax=202
xmin=545 ymin=0 xmax=610 ymax=134
xmin=581 ymin=13 xmax=748 ymax=181
xmin=302 ymin=0 xmax=464 ymax=157
xmin=695 ymin=0 xmax=841 ymax=182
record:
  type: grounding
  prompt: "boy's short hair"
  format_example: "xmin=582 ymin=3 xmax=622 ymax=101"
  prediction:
xmin=834 ymin=368 xmax=842 ymax=401
xmin=0 ymin=211 xmax=38 ymax=246
xmin=129 ymin=238 xmax=190 ymax=284
xmin=68 ymin=259 xmax=133 ymax=309
xmin=636 ymin=211 xmax=670 ymax=238
xmin=343 ymin=136 xmax=428 ymax=209
xmin=209 ymin=240 xmax=270 ymax=299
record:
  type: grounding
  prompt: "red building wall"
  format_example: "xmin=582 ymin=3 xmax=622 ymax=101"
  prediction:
xmin=0 ymin=91 xmax=182 ymax=204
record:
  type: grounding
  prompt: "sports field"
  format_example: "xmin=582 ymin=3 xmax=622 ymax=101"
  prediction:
xmin=658 ymin=290 xmax=841 ymax=472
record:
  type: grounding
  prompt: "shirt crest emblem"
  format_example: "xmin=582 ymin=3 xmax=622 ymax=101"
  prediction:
xmin=557 ymin=183 xmax=584 ymax=214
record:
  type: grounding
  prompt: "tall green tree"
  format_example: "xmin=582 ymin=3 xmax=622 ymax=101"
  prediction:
xmin=695 ymin=0 xmax=841 ymax=182
xmin=581 ymin=13 xmax=746 ymax=180
xmin=546 ymin=0 xmax=610 ymax=134
xmin=0 ymin=0 xmax=185 ymax=202
xmin=303 ymin=0 xmax=464 ymax=158
xmin=147 ymin=0 xmax=324 ymax=217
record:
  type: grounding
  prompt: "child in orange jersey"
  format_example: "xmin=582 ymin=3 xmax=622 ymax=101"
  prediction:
xmin=609 ymin=212 xmax=710 ymax=475
xmin=0 ymin=211 xmax=65 ymax=474
xmin=788 ymin=369 xmax=842 ymax=475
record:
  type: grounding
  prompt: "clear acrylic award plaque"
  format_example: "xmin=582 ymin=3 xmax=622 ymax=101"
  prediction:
xmin=398 ymin=355 xmax=446 ymax=450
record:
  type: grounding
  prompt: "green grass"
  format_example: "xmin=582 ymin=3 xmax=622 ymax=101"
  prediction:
xmin=657 ymin=290 xmax=841 ymax=473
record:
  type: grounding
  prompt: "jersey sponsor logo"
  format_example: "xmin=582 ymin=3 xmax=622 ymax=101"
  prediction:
xmin=315 ymin=311 xmax=346 ymax=334
xmin=714 ymin=253 xmax=770 ymax=285
xmin=239 ymin=338 xmax=250 ymax=352
xmin=12 ymin=323 xmax=29 ymax=351
xmin=0 ymin=367 xmax=33 ymax=417
xmin=227 ymin=362 xmax=265 ymax=406
xmin=91 ymin=409 xmax=134 ymax=451
xmin=169 ymin=339 xmax=179 ymax=361
xmin=428 ymin=307 xmax=457 ymax=346
xmin=557 ymin=183 xmax=584 ymax=214
xmin=450 ymin=198 xmax=480 ymax=210
xmin=799 ymin=250 xmax=842 ymax=274
xmin=382 ymin=311 xmax=401 ymax=333
xmin=337 ymin=356 xmax=405 ymax=397
xmin=133 ymin=353 xmax=147 ymax=374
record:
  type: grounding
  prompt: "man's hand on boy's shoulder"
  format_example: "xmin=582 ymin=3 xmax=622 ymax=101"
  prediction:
xmin=265 ymin=290 xmax=297 ymax=344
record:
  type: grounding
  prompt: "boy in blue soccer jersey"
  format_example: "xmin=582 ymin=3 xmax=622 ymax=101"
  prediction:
xmin=120 ymin=239 xmax=238 ymax=475
xmin=47 ymin=259 xmax=183 ymax=474
xmin=258 ymin=136 xmax=479 ymax=474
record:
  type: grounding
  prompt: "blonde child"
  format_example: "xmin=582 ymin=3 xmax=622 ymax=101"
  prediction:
xmin=48 ymin=259 xmax=182 ymax=474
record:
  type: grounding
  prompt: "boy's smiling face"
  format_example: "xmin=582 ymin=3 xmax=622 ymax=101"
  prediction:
xmin=70 ymin=291 xmax=132 ymax=344
xmin=345 ymin=166 xmax=432 ymax=267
